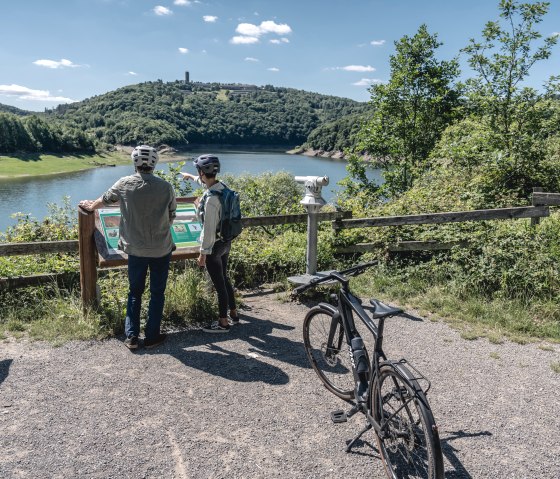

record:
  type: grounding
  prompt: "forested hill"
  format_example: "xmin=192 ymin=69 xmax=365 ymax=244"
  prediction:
xmin=0 ymin=103 xmax=31 ymax=116
xmin=47 ymin=81 xmax=368 ymax=148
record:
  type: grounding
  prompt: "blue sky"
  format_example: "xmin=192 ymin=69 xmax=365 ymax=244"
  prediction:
xmin=1 ymin=0 xmax=559 ymax=111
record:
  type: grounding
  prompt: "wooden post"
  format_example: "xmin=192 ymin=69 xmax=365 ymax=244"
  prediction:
xmin=531 ymin=187 xmax=544 ymax=226
xmin=78 ymin=206 xmax=98 ymax=311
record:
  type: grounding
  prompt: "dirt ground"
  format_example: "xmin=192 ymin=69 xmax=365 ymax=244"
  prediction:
xmin=1 ymin=291 xmax=559 ymax=478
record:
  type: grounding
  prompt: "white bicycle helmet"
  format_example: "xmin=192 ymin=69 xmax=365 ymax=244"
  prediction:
xmin=131 ymin=145 xmax=159 ymax=170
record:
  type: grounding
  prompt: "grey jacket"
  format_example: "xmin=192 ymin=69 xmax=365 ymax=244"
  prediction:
xmin=102 ymin=172 xmax=176 ymax=257
xmin=196 ymin=181 xmax=224 ymax=255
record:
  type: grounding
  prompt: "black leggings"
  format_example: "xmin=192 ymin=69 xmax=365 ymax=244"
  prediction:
xmin=205 ymin=240 xmax=236 ymax=318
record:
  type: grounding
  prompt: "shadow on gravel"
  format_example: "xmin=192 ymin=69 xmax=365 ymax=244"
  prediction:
xmin=440 ymin=429 xmax=492 ymax=478
xmin=0 ymin=359 xmax=12 ymax=386
xmin=139 ymin=313 xmax=311 ymax=385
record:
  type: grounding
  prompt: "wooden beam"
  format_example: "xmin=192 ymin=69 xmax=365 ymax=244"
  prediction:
xmin=532 ymin=192 xmax=560 ymax=206
xmin=336 ymin=240 xmax=468 ymax=253
xmin=0 ymin=272 xmax=78 ymax=291
xmin=332 ymin=206 xmax=549 ymax=230
xmin=78 ymin=207 xmax=98 ymax=310
xmin=243 ymin=210 xmax=351 ymax=228
xmin=0 ymin=240 xmax=79 ymax=257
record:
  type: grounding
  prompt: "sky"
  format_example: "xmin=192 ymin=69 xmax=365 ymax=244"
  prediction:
xmin=1 ymin=0 xmax=559 ymax=112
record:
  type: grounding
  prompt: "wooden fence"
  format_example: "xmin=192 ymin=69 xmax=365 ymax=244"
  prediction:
xmin=0 ymin=210 xmax=351 ymax=292
xmin=1 ymin=192 xmax=559 ymax=295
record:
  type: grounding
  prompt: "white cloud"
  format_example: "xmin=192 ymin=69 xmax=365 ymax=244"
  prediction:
xmin=154 ymin=5 xmax=172 ymax=15
xmin=174 ymin=0 xmax=190 ymax=5
xmin=230 ymin=35 xmax=259 ymax=44
xmin=33 ymin=58 xmax=81 ymax=69
xmin=270 ymin=37 xmax=289 ymax=44
xmin=232 ymin=20 xmax=292 ymax=44
xmin=236 ymin=23 xmax=261 ymax=37
xmin=370 ymin=40 xmax=386 ymax=46
xmin=178 ymin=47 xmax=189 ymax=54
xmin=259 ymin=20 xmax=291 ymax=35
xmin=245 ymin=57 xmax=259 ymax=62
xmin=333 ymin=65 xmax=376 ymax=72
xmin=352 ymin=78 xmax=384 ymax=86
xmin=203 ymin=15 xmax=218 ymax=22
xmin=0 ymin=83 xmax=76 ymax=103
xmin=128 ymin=71 xmax=138 ymax=76
xmin=267 ymin=67 xmax=279 ymax=72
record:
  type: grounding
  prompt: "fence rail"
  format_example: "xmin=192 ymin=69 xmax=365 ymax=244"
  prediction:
xmin=331 ymin=206 xmax=549 ymax=230
xmin=532 ymin=192 xmax=560 ymax=206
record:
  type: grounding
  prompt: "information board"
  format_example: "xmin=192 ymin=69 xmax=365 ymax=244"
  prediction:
xmin=94 ymin=199 xmax=202 ymax=265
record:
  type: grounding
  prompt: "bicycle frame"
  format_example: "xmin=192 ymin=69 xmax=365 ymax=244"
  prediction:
xmin=321 ymin=285 xmax=425 ymax=440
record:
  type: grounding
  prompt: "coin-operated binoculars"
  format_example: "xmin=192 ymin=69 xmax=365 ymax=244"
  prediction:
xmin=288 ymin=175 xmax=329 ymax=285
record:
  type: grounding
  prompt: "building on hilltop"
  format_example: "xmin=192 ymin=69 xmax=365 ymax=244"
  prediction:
xmin=185 ymin=71 xmax=190 ymax=84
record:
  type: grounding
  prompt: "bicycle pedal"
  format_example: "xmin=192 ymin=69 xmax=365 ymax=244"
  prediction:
xmin=331 ymin=410 xmax=347 ymax=423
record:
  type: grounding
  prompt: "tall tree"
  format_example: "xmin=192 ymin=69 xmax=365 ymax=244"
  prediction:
xmin=462 ymin=0 xmax=558 ymax=194
xmin=358 ymin=24 xmax=460 ymax=196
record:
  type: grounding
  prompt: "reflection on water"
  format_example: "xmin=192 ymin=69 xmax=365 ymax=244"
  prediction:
xmin=0 ymin=151 xmax=382 ymax=233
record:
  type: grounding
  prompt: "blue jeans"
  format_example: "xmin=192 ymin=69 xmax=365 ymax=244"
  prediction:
xmin=125 ymin=252 xmax=171 ymax=341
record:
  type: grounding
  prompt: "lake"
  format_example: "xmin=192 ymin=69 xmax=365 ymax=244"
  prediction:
xmin=0 ymin=150 xmax=382 ymax=233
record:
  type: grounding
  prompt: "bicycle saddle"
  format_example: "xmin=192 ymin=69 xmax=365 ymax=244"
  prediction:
xmin=369 ymin=299 xmax=403 ymax=319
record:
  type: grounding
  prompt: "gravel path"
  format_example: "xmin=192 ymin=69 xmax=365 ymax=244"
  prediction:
xmin=1 ymin=292 xmax=559 ymax=478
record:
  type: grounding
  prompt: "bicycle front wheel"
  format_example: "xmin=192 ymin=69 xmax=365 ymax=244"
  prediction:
xmin=373 ymin=364 xmax=444 ymax=479
xmin=303 ymin=306 xmax=354 ymax=400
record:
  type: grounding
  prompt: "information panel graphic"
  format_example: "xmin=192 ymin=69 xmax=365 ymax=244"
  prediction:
xmin=94 ymin=201 xmax=202 ymax=264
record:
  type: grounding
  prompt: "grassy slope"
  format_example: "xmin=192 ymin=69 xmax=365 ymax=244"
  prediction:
xmin=0 ymin=152 xmax=129 ymax=178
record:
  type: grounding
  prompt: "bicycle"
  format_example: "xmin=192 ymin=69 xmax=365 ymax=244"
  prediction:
xmin=292 ymin=261 xmax=444 ymax=479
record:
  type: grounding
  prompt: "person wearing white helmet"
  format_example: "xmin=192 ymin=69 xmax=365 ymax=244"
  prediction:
xmin=181 ymin=154 xmax=239 ymax=333
xmin=79 ymin=145 xmax=177 ymax=350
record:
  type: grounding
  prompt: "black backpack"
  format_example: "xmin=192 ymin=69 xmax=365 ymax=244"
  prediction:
xmin=200 ymin=182 xmax=243 ymax=241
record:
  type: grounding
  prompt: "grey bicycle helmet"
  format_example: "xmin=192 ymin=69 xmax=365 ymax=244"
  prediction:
xmin=131 ymin=145 xmax=159 ymax=169
xmin=193 ymin=154 xmax=220 ymax=175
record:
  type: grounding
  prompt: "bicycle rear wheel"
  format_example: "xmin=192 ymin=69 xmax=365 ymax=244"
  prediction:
xmin=303 ymin=306 xmax=354 ymax=400
xmin=372 ymin=364 xmax=444 ymax=479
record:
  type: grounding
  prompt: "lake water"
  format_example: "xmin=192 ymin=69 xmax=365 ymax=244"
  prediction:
xmin=0 ymin=150 xmax=382 ymax=233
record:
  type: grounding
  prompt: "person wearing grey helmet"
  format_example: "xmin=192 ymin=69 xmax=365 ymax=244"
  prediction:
xmin=181 ymin=154 xmax=239 ymax=333
xmin=79 ymin=145 xmax=176 ymax=350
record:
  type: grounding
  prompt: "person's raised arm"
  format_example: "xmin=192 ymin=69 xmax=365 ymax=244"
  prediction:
xmin=180 ymin=172 xmax=200 ymax=182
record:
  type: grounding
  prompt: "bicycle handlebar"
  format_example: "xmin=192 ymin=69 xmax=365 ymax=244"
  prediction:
xmin=292 ymin=261 xmax=378 ymax=295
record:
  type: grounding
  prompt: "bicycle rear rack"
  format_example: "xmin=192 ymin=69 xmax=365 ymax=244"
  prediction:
xmin=393 ymin=358 xmax=432 ymax=395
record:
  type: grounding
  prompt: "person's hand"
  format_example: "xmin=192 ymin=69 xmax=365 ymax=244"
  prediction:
xmin=79 ymin=200 xmax=94 ymax=211
xmin=194 ymin=197 xmax=200 ymax=208
xmin=181 ymin=172 xmax=195 ymax=181
xmin=197 ymin=253 xmax=206 ymax=268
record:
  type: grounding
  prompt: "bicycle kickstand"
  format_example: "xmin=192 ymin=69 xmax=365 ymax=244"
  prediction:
xmin=345 ymin=421 xmax=373 ymax=453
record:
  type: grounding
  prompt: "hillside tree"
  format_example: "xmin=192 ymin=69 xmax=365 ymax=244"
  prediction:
xmin=358 ymin=24 xmax=460 ymax=196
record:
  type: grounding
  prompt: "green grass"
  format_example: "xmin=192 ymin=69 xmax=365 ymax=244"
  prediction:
xmin=351 ymin=269 xmax=560 ymax=343
xmin=0 ymin=152 xmax=129 ymax=178
xmin=551 ymin=362 xmax=560 ymax=374
xmin=0 ymin=265 xmax=218 ymax=344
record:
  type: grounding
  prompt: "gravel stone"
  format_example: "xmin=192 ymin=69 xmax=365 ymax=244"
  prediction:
xmin=1 ymin=292 xmax=559 ymax=478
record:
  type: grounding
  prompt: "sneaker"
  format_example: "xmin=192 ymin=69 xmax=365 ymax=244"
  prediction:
xmin=228 ymin=315 xmax=240 ymax=326
xmin=202 ymin=321 xmax=230 ymax=333
xmin=144 ymin=333 xmax=167 ymax=348
xmin=124 ymin=336 xmax=139 ymax=350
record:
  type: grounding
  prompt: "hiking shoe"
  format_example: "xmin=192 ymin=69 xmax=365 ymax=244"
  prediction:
xmin=144 ymin=333 xmax=167 ymax=348
xmin=202 ymin=321 xmax=230 ymax=333
xmin=228 ymin=315 xmax=240 ymax=326
xmin=124 ymin=336 xmax=139 ymax=350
